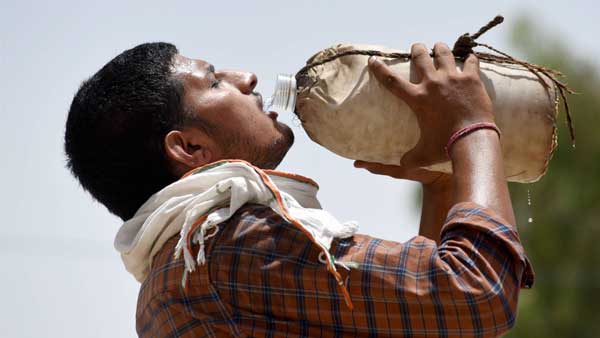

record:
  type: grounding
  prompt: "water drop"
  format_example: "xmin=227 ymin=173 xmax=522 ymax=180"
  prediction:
xmin=526 ymin=188 xmax=534 ymax=224
xmin=262 ymin=96 xmax=274 ymax=112
xmin=292 ymin=115 xmax=303 ymax=127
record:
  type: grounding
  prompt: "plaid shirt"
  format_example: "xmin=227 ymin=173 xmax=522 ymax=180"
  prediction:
xmin=136 ymin=202 xmax=534 ymax=337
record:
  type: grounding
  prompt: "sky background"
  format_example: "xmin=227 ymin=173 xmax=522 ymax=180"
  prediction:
xmin=1 ymin=0 xmax=597 ymax=337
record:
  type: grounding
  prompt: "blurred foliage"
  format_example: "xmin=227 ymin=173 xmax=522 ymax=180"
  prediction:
xmin=505 ymin=15 xmax=600 ymax=338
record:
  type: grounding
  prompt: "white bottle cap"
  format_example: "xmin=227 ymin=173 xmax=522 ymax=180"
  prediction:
xmin=270 ymin=74 xmax=297 ymax=113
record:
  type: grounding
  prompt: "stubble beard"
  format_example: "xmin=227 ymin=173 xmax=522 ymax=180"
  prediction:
xmin=219 ymin=123 xmax=295 ymax=170
xmin=263 ymin=125 xmax=294 ymax=169
xmin=253 ymin=123 xmax=294 ymax=169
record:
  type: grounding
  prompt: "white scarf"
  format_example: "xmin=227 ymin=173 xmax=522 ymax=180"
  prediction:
xmin=114 ymin=160 xmax=358 ymax=308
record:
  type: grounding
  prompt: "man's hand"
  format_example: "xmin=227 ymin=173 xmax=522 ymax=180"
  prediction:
xmin=353 ymin=160 xmax=448 ymax=186
xmin=354 ymin=160 xmax=452 ymax=187
xmin=368 ymin=43 xmax=495 ymax=168
xmin=362 ymin=42 xmax=515 ymax=225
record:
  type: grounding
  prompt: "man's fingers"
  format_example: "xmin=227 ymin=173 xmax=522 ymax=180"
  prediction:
xmin=410 ymin=43 xmax=436 ymax=79
xmin=354 ymin=160 xmax=443 ymax=183
xmin=433 ymin=42 xmax=456 ymax=73
xmin=353 ymin=160 xmax=367 ymax=168
xmin=462 ymin=53 xmax=480 ymax=75
xmin=354 ymin=160 xmax=382 ymax=171
xmin=368 ymin=56 xmax=418 ymax=102
xmin=354 ymin=160 xmax=408 ymax=176
xmin=354 ymin=160 xmax=390 ymax=174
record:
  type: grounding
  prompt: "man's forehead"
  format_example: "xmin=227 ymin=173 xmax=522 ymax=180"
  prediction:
xmin=171 ymin=54 xmax=213 ymax=78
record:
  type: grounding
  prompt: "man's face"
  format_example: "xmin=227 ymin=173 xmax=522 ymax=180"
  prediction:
xmin=172 ymin=54 xmax=294 ymax=169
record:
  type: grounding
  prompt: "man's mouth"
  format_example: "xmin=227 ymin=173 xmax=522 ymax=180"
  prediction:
xmin=253 ymin=92 xmax=278 ymax=120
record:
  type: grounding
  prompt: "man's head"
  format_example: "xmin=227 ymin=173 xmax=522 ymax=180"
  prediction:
xmin=65 ymin=42 xmax=294 ymax=220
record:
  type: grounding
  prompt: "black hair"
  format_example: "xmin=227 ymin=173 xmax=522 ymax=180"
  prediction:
xmin=65 ymin=42 xmax=188 ymax=220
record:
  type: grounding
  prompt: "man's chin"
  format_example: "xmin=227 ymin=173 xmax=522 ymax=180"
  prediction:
xmin=280 ymin=122 xmax=295 ymax=147
xmin=261 ymin=126 xmax=294 ymax=170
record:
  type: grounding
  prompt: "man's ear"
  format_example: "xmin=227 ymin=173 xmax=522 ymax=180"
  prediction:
xmin=164 ymin=129 xmax=215 ymax=175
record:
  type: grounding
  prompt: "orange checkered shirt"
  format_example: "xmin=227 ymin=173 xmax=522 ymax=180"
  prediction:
xmin=136 ymin=202 xmax=534 ymax=337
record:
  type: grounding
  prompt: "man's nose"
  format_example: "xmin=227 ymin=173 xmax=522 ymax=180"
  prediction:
xmin=217 ymin=70 xmax=257 ymax=94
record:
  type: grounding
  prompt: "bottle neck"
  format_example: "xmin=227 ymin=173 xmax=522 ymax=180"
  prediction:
xmin=268 ymin=74 xmax=296 ymax=113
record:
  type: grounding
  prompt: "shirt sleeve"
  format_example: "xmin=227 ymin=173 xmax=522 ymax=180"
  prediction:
xmin=208 ymin=202 xmax=534 ymax=337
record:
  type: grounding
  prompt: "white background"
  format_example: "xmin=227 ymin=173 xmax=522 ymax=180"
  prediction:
xmin=1 ymin=0 xmax=597 ymax=337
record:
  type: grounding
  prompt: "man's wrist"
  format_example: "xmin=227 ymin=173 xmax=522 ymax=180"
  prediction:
xmin=448 ymin=128 xmax=502 ymax=163
xmin=445 ymin=122 xmax=500 ymax=157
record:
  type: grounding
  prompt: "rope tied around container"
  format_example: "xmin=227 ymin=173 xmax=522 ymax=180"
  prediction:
xmin=297 ymin=15 xmax=575 ymax=145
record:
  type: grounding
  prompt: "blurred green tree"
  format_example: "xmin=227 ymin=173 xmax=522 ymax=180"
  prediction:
xmin=505 ymin=15 xmax=600 ymax=338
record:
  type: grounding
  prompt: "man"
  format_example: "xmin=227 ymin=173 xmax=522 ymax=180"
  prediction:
xmin=65 ymin=41 xmax=533 ymax=337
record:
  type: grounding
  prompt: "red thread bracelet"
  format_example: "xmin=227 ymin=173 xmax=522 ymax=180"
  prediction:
xmin=445 ymin=122 xmax=501 ymax=157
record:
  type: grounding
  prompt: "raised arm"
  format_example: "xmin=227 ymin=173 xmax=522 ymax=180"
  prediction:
xmin=336 ymin=43 xmax=531 ymax=336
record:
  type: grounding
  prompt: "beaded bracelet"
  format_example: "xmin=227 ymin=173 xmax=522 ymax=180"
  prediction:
xmin=445 ymin=122 xmax=501 ymax=157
